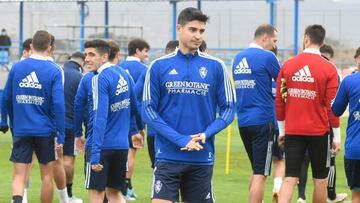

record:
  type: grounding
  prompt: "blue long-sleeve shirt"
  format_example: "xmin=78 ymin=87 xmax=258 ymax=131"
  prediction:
xmin=74 ymin=72 xmax=95 ymax=148
xmin=91 ymin=63 xmax=139 ymax=164
xmin=331 ymin=72 xmax=360 ymax=160
xmin=142 ymin=49 xmax=235 ymax=164
xmin=63 ymin=61 xmax=83 ymax=129
xmin=232 ymin=43 xmax=280 ymax=127
xmin=0 ymin=55 xmax=65 ymax=143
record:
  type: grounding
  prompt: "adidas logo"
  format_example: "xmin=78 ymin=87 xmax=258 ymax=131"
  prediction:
xmin=292 ymin=65 xmax=314 ymax=83
xmin=169 ymin=69 xmax=178 ymax=75
xmin=206 ymin=193 xmax=211 ymax=200
xmin=19 ymin=71 xmax=42 ymax=89
xmin=115 ymin=75 xmax=128 ymax=95
xmin=234 ymin=57 xmax=251 ymax=74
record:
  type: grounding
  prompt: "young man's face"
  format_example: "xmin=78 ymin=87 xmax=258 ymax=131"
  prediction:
xmin=263 ymin=31 xmax=278 ymax=51
xmin=136 ymin=48 xmax=149 ymax=62
xmin=355 ymin=55 xmax=360 ymax=68
xmin=177 ymin=20 xmax=206 ymax=52
xmin=85 ymin=47 xmax=107 ymax=72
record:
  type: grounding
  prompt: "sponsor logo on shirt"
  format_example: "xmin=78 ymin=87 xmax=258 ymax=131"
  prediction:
xmin=110 ymin=98 xmax=130 ymax=112
xmin=165 ymin=81 xmax=210 ymax=96
xmin=288 ymin=88 xmax=316 ymax=100
xmin=292 ymin=65 xmax=314 ymax=83
xmin=168 ymin=68 xmax=178 ymax=75
xmin=234 ymin=80 xmax=256 ymax=89
xmin=19 ymin=72 xmax=42 ymax=89
xmin=234 ymin=57 xmax=252 ymax=74
xmin=353 ymin=111 xmax=360 ymax=121
xmin=16 ymin=95 xmax=44 ymax=105
xmin=115 ymin=75 xmax=128 ymax=95
xmin=199 ymin=66 xmax=208 ymax=79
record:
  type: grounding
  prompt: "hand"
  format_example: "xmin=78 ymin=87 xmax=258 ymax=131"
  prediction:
xmin=75 ymin=136 xmax=86 ymax=154
xmin=278 ymin=135 xmax=285 ymax=150
xmin=0 ymin=125 xmax=8 ymax=134
xmin=55 ymin=143 xmax=63 ymax=157
xmin=180 ymin=139 xmax=204 ymax=151
xmin=91 ymin=164 xmax=103 ymax=172
xmin=330 ymin=142 xmax=341 ymax=155
xmin=139 ymin=129 xmax=145 ymax=137
xmin=191 ymin=133 xmax=206 ymax=144
xmin=131 ymin=133 xmax=144 ymax=149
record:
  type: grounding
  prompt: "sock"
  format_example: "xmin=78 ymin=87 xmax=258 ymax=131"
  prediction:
xmin=273 ymin=177 xmax=283 ymax=192
xmin=12 ymin=195 xmax=23 ymax=203
xmin=23 ymin=189 xmax=28 ymax=202
xmin=66 ymin=183 xmax=73 ymax=198
xmin=58 ymin=188 xmax=69 ymax=203
xmin=126 ymin=178 xmax=132 ymax=189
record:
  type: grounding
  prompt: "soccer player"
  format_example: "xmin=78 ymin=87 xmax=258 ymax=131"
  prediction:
xmin=142 ymin=7 xmax=235 ymax=203
xmin=84 ymin=39 xmax=142 ymax=203
xmin=232 ymin=24 xmax=280 ymax=203
xmin=276 ymin=25 xmax=340 ymax=203
xmin=331 ymin=48 xmax=360 ymax=203
xmin=165 ymin=40 xmax=179 ymax=54
xmin=296 ymin=44 xmax=347 ymax=203
xmin=119 ymin=38 xmax=149 ymax=200
xmin=62 ymin=51 xmax=85 ymax=203
xmin=1 ymin=30 xmax=65 ymax=203
xmin=354 ymin=47 xmax=360 ymax=72
xmin=20 ymin=38 xmax=32 ymax=60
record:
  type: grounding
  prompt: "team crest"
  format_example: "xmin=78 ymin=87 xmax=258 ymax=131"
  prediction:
xmin=155 ymin=180 xmax=162 ymax=194
xmin=354 ymin=111 xmax=360 ymax=121
xmin=199 ymin=66 xmax=208 ymax=79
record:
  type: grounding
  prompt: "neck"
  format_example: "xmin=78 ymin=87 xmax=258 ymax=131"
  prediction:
xmin=32 ymin=50 xmax=48 ymax=57
xmin=252 ymin=39 xmax=264 ymax=49
xmin=305 ymin=44 xmax=321 ymax=50
xmin=179 ymin=43 xmax=197 ymax=55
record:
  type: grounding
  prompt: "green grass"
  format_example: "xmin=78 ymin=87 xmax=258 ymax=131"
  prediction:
xmin=0 ymin=118 xmax=351 ymax=202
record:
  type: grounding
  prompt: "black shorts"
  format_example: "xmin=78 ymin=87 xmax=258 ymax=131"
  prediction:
xmin=285 ymin=133 xmax=330 ymax=179
xmin=85 ymin=149 xmax=128 ymax=192
xmin=272 ymin=129 xmax=285 ymax=160
xmin=239 ymin=122 xmax=274 ymax=176
xmin=63 ymin=128 xmax=75 ymax=157
xmin=147 ymin=135 xmax=155 ymax=169
xmin=10 ymin=136 xmax=55 ymax=164
xmin=152 ymin=162 xmax=215 ymax=202
xmin=344 ymin=158 xmax=360 ymax=191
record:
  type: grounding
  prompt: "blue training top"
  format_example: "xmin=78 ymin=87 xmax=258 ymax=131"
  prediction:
xmin=232 ymin=43 xmax=280 ymax=127
xmin=0 ymin=55 xmax=65 ymax=144
xmin=91 ymin=63 xmax=139 ymax=164
xmin=331 ymin=72 xmax=360 ymax=160
xmin=142 ymin=48 xmax=235 ymax=165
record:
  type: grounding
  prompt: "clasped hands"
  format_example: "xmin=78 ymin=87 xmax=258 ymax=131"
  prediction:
xmin=180 ymin=133 xmax=206 ymax=151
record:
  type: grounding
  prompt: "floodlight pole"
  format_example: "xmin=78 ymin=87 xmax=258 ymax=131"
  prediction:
xmin=294 ymin=0 xmax=299 ymax=56
xmin=80 ymin=1 xmax=85 ymax=52
xmin=105 ymin=0 xmax=109 ymax=39
xmin=171 ymin=0 xmax=177 ymax=40
xmin=268 ymin=0 xmax=275 ymax=26
xmin=197 ymin=0 xmax=201 ymax=10
xmin=19 ymin=1 xmax=24 ymax=58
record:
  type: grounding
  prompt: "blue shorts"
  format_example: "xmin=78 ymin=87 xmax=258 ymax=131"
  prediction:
xmin=272 ymin=129 xmax=285 ymax=160
xmin=344 ymin=158 xmax=360 ymax=191
xmin=85 ymin=149 xmax=128 ymax=192
xmin=10 ymin=135 xmax=55 ymax=164
xmin=152 ymin=162 xmax=215 ymax=202
xmin=63 ymin=128 xmax=75 ymax=157
xmin=239 ymin=122 xmax=274 ymax=176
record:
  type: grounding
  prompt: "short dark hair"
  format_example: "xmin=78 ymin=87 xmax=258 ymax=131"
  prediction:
xmin=22 ymin=38 xmax=32 ymax=51
xmin=84 ymin=39 xmax=110 ymax=56
xmin=354 ymin=47 xmax=360 ymax=59
xmin=254 ymin=24 xmax=277 ymax=39
xmin=304 ymin=24 xmax=326 ymax=46
xmin=177 ymin=7 xmax=209 ymax=26
xmin=108 ymin=40 xmax=120 ymax=61
xmin=199 ymin=40 xmax=207 ymax=52
xmin=128 ymin=39 xmax=149 ymax=56
xmin=32 ymin=30 xmax=51 ymax=52
xmin=320 ymin=44 xmax=334 ymax=59
xmin=70 ymin=51 xmax=85 ymax=61
xmin=165 ymin=40 xmax=179 ymax=53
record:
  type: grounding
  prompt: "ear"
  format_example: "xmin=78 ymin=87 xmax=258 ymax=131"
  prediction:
xmin=102 ymin=53 xmax=109 ymax=63
xmin=176 ymin=24 xmax=182 ymax=33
